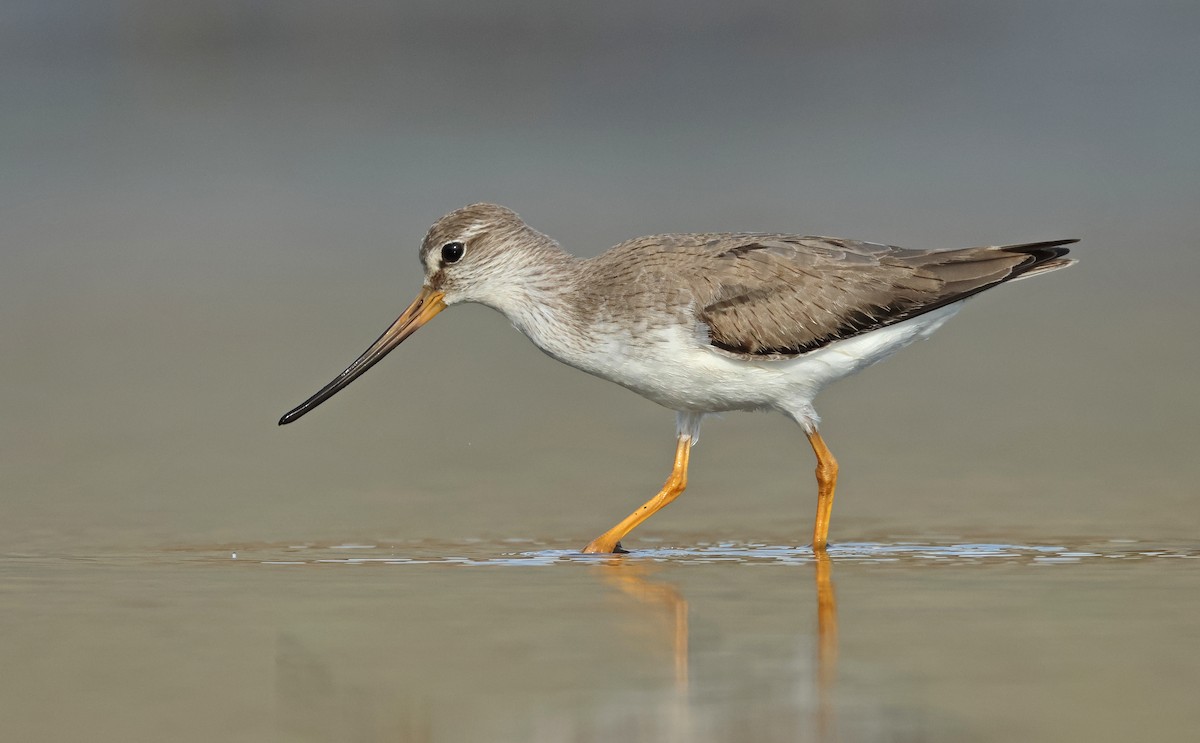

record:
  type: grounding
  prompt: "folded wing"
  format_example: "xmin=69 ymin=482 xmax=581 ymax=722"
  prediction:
xmin=691 ymin=236 xmax=1075 ymax=356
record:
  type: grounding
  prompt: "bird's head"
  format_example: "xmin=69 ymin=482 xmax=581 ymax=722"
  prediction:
xmin=418 ymin=202 xmax=565 ymax=310
xmin=278 ymin=203 xmax=557 ymax=425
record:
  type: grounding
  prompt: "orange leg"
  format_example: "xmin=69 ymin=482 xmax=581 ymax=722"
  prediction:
xmin=807 ymin=430 xmax=839 ymax=552
xmin=582 ymin=435 xmax=692 ymax=554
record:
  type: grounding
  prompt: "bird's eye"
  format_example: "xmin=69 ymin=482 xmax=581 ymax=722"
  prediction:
xmin=441 ymin=242 xmax=465 ymax=264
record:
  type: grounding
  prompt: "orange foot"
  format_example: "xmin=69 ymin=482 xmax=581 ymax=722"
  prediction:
xmin=581 ymin=538 xmax=627 ymax=554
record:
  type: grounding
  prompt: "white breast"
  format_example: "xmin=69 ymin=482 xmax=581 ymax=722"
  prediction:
xmin=513 ymin=297 xmax=965 ymax=414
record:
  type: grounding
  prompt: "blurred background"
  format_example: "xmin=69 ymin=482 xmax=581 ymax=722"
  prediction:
xmin=5 ymin=3 xmax=1200 ymax=742
xmin=3 ymin=0 xmax=1198 ymax=553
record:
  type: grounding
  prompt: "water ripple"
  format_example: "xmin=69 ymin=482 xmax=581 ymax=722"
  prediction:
xmin=208 ymin=538 xmax=1200 ymax=567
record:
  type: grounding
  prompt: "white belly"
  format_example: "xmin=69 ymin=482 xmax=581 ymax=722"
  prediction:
xmin=538 ymin=302 xmax=965 ymax=413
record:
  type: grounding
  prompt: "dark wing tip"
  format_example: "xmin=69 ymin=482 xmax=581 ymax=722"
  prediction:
xmin=1004 ymin=239 xmax=1078 ymax=278
xmin=1006 ymin=238 xmax=1078 ymax=257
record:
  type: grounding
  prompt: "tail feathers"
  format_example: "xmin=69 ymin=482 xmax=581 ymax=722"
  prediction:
xmin=1002 ymin=239 xmax=1078 ymax=281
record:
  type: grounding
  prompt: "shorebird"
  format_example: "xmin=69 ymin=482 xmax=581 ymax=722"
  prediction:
xmin=280 ymin=203 xmax=1074 ymax=553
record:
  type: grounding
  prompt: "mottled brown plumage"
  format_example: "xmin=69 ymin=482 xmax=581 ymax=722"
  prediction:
xmin=582 ymin=232 xmax=1074 ymax=357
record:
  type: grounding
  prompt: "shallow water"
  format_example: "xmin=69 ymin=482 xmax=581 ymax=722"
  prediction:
xmin=4 ymin=538 xmax=1198 ymax=742
xmin=5 ymin=3 xmax=1200 ymax=741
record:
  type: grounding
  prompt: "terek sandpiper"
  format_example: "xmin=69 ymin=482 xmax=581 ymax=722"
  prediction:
xmin=280 ymin=203 xmax=1075 ymax=553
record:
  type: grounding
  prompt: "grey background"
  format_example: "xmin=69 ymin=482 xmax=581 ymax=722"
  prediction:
xmin=4 ymin=1 xmax=1198 ymax=551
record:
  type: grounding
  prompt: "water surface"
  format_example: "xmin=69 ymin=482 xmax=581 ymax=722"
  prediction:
xmin=4 ymin=3 xmax=1199 ymax=741
xmin=4 ymin=538 xmax=1197 ymax=742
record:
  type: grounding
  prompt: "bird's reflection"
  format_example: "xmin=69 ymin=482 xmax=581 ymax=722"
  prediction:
xmin=272 ymin=551 xmax=842 ymax=741
xmin=593 ymin=551 xmax=840 ymax=739
xmin=816 ymin=552 xmax=839 ymax=740
xmin=594 ymin=559 xmax=691 ymax=689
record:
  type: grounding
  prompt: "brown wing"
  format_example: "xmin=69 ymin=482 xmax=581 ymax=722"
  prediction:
xmin=687 ymin=235 xmax=1075 ymax=356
